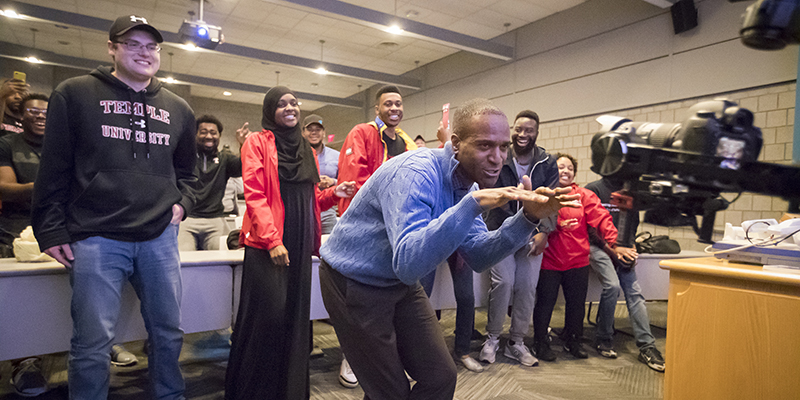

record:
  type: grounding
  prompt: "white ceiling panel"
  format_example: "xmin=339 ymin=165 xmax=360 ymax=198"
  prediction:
xmin=2 ymin=0 xmax=587 ymax=107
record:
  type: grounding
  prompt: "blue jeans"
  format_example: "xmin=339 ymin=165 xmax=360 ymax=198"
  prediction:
xmin=589 ymin=245 xmax=655 ymax=349
xmin=420 ymin=253 xmax=474 ymax=357
xmin=69 ymin=224 xmax=185 ymax=400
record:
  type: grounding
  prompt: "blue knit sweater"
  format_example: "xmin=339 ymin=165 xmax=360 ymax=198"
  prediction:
xmin=320 ymin=142 xmax=540 ymax=287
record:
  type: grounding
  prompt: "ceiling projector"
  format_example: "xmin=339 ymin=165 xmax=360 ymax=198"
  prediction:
xmin=178 ymin=20 xmax=223 ymax=49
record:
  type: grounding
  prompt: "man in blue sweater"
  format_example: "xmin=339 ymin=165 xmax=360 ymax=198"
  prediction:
xmin=319 ymin=98 xmax=578 ymax=400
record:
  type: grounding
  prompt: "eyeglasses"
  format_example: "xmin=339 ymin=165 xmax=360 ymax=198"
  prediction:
xmin=25 ymin=108 xmax=47 ymax=116
xmin=114 ymin=40 xmax=161 ymax=53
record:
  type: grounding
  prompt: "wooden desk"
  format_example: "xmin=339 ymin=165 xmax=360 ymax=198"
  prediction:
xmin=659 ymin=257 xmax=800 ymax=400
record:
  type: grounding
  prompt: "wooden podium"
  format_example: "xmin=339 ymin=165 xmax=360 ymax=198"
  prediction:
xmin=659 ymin=257 xmax=800 ymax=400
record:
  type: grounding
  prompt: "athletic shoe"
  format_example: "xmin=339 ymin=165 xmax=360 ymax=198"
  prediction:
xmin=459 ymin=356 xmax=484 ymax=373
xmin=638 ymin=347 xmax=666 ymax=372
xmin=564 ymin=341 xmax=588 ymax=359
xmin=503 ymin=341 xmax=538 ymax=367
xmin=533 ymin=341 xmax=557 ymax=362
xmin=111 ymin=344 xmax=138 ymax=367
xmin=339 ymin=358 xmax=358 ymax=388
xmin=478 ymin=336 xmax=500 ymax=364
xmin=596 ymin=339 xmax=618 ymax=359
xmin=10 ymin=357 xmax=47 ymax=397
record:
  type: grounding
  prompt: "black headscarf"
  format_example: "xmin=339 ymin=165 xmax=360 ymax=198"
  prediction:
xmin=261 ymin=86 xmax=319 ymax=184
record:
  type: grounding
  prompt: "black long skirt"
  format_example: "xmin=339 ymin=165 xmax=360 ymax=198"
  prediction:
xmin=225 ymin=244 xmax=312 ymax=400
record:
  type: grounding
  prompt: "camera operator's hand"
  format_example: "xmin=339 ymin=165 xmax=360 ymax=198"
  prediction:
xmin=519 ymin=175 xmax=580 ymax=221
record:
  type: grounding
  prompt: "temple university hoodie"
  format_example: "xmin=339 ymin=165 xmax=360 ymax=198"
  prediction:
xmin=32 ymin=66 xmax=197 ymax=250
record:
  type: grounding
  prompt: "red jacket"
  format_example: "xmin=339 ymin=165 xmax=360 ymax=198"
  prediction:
xmin=239 ymin=129 xmax=337 ymax=254
xmin=542 ymin=183 xmax=617 ymax=271
xmin=337 ymin=121 xmax=416 ymax=214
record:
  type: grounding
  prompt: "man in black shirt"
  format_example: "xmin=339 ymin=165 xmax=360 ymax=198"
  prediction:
xmin=0 ymin=93 xmax=48 ymax=237
xmin=178 ymin=114 xmax=246 ymax=250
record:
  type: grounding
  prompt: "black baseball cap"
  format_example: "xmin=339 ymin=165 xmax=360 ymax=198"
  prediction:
xmin=109 ymin=15 xmax=163 ymax=43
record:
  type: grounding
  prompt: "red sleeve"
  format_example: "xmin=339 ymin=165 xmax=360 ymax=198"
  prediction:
xmin=313 ymin=149 xmax=338 ymax=211
xmin=337 ymin=124 xmax=373 ymax=213
xmin=582 ymin=188 xmax=618 ymax=247
xmin=241 ymin=134 xmax=282 ymax=249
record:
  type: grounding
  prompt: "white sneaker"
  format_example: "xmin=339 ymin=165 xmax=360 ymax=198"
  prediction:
xmin=459 ymin=356 xmax=484 ymax=373
xmin=479 ymin=336 xmax=500 ymax=363
xmin=504 ymin=341 xmax=539 ymax=367
xmin=339 ymin=358 xmax=358 ymax=388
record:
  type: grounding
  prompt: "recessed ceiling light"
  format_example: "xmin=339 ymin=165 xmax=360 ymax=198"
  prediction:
xmin=379 ymin=41 xmax=399 ymax=49
xmin=223 ymin=91 xmax=232 ymax=96
xmin=2 ymin=9 xmax=21 ymax=18
xmin=298 ymin=102 xmax=302 ymax=106
xmin=24 ymin=56 xmax=43 ymax=63
xmin=163 ymin=77 xmax=176 ymax=84
xmin=386 ymin=25 xmax=403 ymax=35
xmin=184 ymin=43 xmax=199 ymax=51
xmin=405 ymin=10 xmax=419 ymax=19
xmin=314 ymin=67 xmax=328 ymax=75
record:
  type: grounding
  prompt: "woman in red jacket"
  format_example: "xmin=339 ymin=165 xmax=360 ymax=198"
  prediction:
xmin=532 ymin=153 xmax=618 ymax=362
xmin=225 ymin=86 xmax=354 ymax=400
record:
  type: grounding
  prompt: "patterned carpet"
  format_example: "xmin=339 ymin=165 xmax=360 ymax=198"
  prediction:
xmin=0 ymin=303 xmax=666 ymax=399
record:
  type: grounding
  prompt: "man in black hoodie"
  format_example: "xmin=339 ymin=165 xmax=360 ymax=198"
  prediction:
xmin=178 ymin=115 xmax=246 ymax=251
xmin=479 ymin=110 xmax=559 ymax=366
xmin=31 ymin=15 xmax=196 ymax=400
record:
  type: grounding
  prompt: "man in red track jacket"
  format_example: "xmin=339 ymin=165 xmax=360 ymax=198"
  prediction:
xmin=337 ymin=85 xmax=417 ymax=214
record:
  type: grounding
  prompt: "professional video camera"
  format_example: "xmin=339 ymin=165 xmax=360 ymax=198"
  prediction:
xmin=588 ymin=0 xmax=800 ymax=246
xmin=590 ymin=99 xmax=800 ymax=245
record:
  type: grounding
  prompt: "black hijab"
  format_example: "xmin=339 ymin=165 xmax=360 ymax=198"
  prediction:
xmin=261 ymin=86 xmax=319 ymax=184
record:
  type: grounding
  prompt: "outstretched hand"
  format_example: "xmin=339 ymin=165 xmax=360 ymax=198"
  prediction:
xmin=334 ymin=181 xmax=356 ymax=198
xmin=519 ymin=175 xmax=580 ymax=221
xmin=471 ymin=186 xmax=538 ymax=210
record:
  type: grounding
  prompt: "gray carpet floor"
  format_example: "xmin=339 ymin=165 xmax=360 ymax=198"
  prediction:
xmin=0 ymin=302 xmax=666 ymax=399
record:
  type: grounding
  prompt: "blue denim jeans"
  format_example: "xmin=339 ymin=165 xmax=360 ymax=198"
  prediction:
xmin=589 ymin=245 xmax=656 ymax=349
xmin=420 ymin=253 xmax=474 ymax=357
xmin=69 ymin=224 xmax=185 ymax=400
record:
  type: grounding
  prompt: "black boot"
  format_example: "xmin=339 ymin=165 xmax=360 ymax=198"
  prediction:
xmin=564 ymin=336 xmax=588 ymax=359
xmin=533 ymin=340 xmax=557 ymax=362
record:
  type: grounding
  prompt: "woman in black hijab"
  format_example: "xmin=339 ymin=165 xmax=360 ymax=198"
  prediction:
xmin=225 ymin=87 xmax=354 ymax=399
